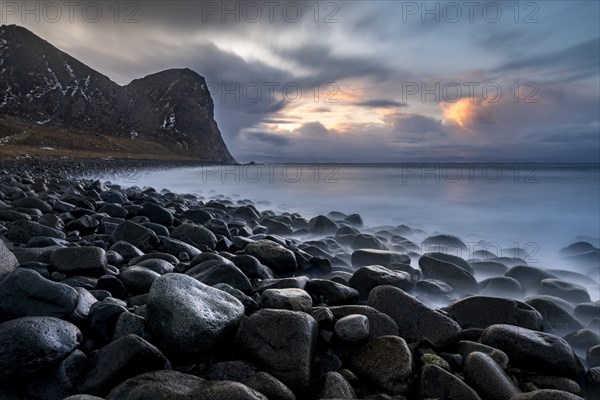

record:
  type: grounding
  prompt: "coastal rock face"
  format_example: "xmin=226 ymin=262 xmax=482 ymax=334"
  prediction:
xmin=0 ymin=25 xmax=235 ymax=162
xmin=147 ymin=274 xmax=245 ymax=357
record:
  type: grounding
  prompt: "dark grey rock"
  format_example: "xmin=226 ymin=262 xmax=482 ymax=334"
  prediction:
xmin=329 ymin=305 xmax=398 ymax=339
xmin=119 ymin=266 xmax=160 ymax=295
xmin=477 ymin=276 xmax=524 ymax=298
xmin=369 ymin=285 xmax=461 ymax=346
xmin=171 ymin=223 xmax=218 ymax=249
xmin=0 ymin=316 xmax=81 ymax=382
xmin=334 ymin=314 xmax=369 ymax=342
xmin=243 ymin=372 xmax=296 ymax=400
xmin=422 ymin=251 xmax=473 ymax=274
xmin=464 ymin=351 xmax=521 ymax=400
xmin=244 ymin=240 xmax=298 ymax=273
xmin=307 ymin=215 xmax=338 ymax=236
xmin=305 ymin=278 xmax=359 ymax=305
xmin=50 ymin=246 xmax=107 ymax=277
xmin=348 ymin=335 xmax=413 ymax=395
xmin=140 ymin=202 xmax=173 ymax=226
xmin=147 ymin=273 xmax=244 ymax=357
xmin=479 ymin=324 xmax=582 ymax=378
xmin=538 ymin=278 xmax=591 ymax=304
xmin=446 ymin=296 xmax=543 ymax=330
xmin=12 ymin=197 xmax=53 ymax=213
xmin=111 ymin=220 xmax=159 ymax=252
xmin=186 ymin=260 xmax=251 ymax=292
xmin=349 ymin=265 xmax=413 ymax=299
xmin=505 ymin=266 xmax=557 ymax=295
xmin=261 ymin=288 xmax=313 ymax=312
xmin=526 ymin=297 xmax=584 ymax=336
xmin=420 ymin=364 xmax=482 ymax=400
xmin=419 ymin=254 xmax=477 ymax=293
xmin=236 ymin=309 xmax=317 ymax=391
xmin=80 ymin=334 xmax=170 ymax=396
xmin=457 ymin=340 xmax=510 ymax=369
xmin=510 ymin=389 xmax=585 ymax=400
xmin=8 ymin=220 xmax=66 ymax=243
xmin=0 ymin=268 xmax=78 ymax=321
xmin=317 ymin=371 xmax=356 ymax=399
xmin=0 ymin=239 xmax=20 ymax=278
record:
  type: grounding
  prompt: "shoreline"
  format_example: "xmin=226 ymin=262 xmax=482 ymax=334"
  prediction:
xmin=0 ymin=158 xmax=599 ymax=399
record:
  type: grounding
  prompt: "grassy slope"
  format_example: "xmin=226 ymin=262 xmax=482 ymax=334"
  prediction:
xmin=0 ymin=117 xmax=203 ymax=160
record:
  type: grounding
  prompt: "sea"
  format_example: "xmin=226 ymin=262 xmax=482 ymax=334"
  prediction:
xmin=94 ymin=162 xmax=600 ymax=296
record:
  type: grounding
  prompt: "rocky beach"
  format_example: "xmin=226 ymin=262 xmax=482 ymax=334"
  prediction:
xmin=0 ymin=158 xmax=598 ymax=400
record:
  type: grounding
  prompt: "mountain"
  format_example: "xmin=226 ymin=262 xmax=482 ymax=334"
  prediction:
xmin=0 ymin=24 xmax=236 ymax=163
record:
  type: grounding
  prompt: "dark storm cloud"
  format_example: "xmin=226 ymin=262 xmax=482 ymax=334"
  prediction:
xmin=246 ymin=131 xmax=292 ymax=146
xmin=494 ymin=37 xmax=600 ymax=80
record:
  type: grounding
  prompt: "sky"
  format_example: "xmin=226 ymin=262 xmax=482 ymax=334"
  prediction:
xmin=5 ymin=0 xmax=600 ymax=162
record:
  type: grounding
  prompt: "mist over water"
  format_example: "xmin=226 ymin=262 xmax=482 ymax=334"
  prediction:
xmin=97 ymin=163 xmax=600 ymax=298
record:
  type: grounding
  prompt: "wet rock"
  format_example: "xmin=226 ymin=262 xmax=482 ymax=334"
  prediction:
xmin=171 ymin=223 xmax=218 ymax=250
xmin=526 ymin=297 xmax=584 ymax=336
xmin=0 ymin=316 xmax=81 ymax=382
xmin=243 ymin=372 xmax=296 ymax=400
xmin=538 ymin=278 xmax=591 ymax=304
xmin=111 ymin=221 xmax=159 ymax=252
xmin=317 ymin=371 xmax=356 ymax=399
xmin=420 ymin=364 xmax=482 ymax=400
xmin=0 ymin=268 xmax=78 ymax=321
xmin=479 ymin=324 xmax=582 ymax=378
xmin=369 ymin=285 xmax=461 ymax=346
xmin=50 ymin=246 xmax=107 ymax=277
xmin=334 ymin=314 xmax=369 ymax=342
xmin=307 ymin=215 xmax=338 ymax=236
xmin=446 ymin=296 xmax=543 ymax=330
xmin=244 ymin=240 xmax=298 ymax=273
xmin=348 ymin=265 xmax=413 ymax=299
xmin=419 ymin=254 xmax=477 ymax=293
xmin=236 ymin=309 xmax=317 ymax=391
xmin=8 ymin=220 xmax=66 ymax=243
xmin=464 ymin=351 xmax=521 ymax=400
xmin=147 ymin=274 xmax=244 ymax=358
xmin=79 ymin=334 xmax=170 ymax=396
xmin=305 ymin=279 xmax=359 ymax=305
xmin=348 ymin=335 xmax=413 ymax=395
xmin=261 ymin=288 xmax=313 ymax=312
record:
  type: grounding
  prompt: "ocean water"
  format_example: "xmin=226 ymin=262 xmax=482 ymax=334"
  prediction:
xmin=96 ymin=162 xmax=600 ymax=292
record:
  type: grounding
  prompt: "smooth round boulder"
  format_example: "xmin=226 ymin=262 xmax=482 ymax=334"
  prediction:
xmin=244 ymin=240 xmax=298 ymax=273
xmin=369 ymin=285 xmax=461 ymax=346
xmin=111 ymin=221 xmax=159 ymax=252
xmin=348 ymin=265 xmax=413 ymax=299
xmin=307 ymin=215 xmax=338 ymax=236
xmin=119 ymin=266 xmax=160 ymax=295
xmin=538 ymin=278 xmax=591 ymax=304
xmin=0 ymin=240 xmax=19 ymax=278
xmin=334 ymin=314 xmax=369 ymax=342
xmin=261 ymin=288 xmax=313 ymax=312
xmin=140 ymin=202 xmax=174 ymax=226
xmin=50 ymin=246 xmax=107 ymax=277
xmin=526 ymin=297 xmax=584 ymax=336
xmin=0 ymin=268 xmax=78 ymax=321
xmin=306 ymin=279 xmax=360 ymax=305
xmin=419 ymin=254 xmax=477 ymax=293
xmin=420 ymin=364 xmax=482 ymax=400
xmin=147 ymin=274 xmax=245 ymax=358
xmin=318 ymin=371 xmax=357 ymax=399
xmin=348 ymin=335 xmax=413 ymax=395
xmin=0 ymin=317 xmax=81 ymax=382
xmin=446 ymin=296 xmax=543 ymax=330
xmin=479 ymin=324 xmax=582 ymax=378
xmin=171 ymin=223 xmax=218 ymax=250
xmin=422 ymin=252 xmax=473 ymax=274
xmin=79 ymin=334 xmax=170 ymax=396
xmin=464 ymin=351 xmax=521 ymax=400
xmin=236 ymin=309 xmax=317 ymax=391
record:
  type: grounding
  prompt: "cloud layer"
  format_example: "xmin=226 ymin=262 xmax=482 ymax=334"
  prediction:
xmin=8 ymin=0 xmax=600 ymax=162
